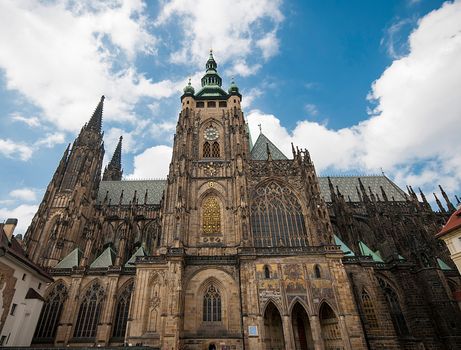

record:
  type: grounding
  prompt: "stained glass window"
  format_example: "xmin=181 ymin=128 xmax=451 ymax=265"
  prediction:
xmin=112 ymin=282 xmax=133 ymax=338
xmin=74 ymin=282 xmax=105 ymax=338
xmin=361 ymin=290 xmax=379 ymax=328
xmin=203 ymin=285 xmax=221 ymax=322
xmin=378 ymin=278 xmax=409 ymax=335
xmin=202 ymin=196 xmax=221 ymax=234
xmin=33 ymin=283 xmax=68 ymax=341
xmin=250 ymin=181 xmax=308 ymax=247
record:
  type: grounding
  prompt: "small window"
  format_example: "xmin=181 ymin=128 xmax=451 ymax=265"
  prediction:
xmin=10 ymin=304 xmax=17 ymax=316
xmin=0 ymin=336 xmax=6 ymax=345
xmin=264 ymin=265 xmax=270 ymax=279
xmin=219 ymin=101 xmax=227 ymax=108
xmin=196 ymin=101 xmax=205 ymax=108
xmin=203 ymin=142 xmax=211 ymax=158
xmin=38 ymin=282 xmax=42 ymax=290
xmin=211 ymin=142 xmax=220 ymax=158
xmin=314 ymin=265 xmax=321 ymax=278
xmin=187 ymin=100 xmax=189 ymax=104
xmin=22 ymin=273 xmax=26 ymax=281
xmin=207 ymin=101 xmax=216 ymax=108
xmin=234 ymin=99 xmax=236 ymax=103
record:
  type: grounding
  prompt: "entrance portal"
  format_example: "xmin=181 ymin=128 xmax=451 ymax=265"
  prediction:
xmin=208 ymin=344 xmax=216 ymax=350
xmin=292 ymin=302 xmax=314 ymax=350
xmin=263 ymin=302 xmax=285 ymax=350
xmin=319 ymin=303 xmax=344 ymax=350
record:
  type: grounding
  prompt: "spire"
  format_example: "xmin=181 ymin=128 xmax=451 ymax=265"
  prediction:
xmin=433 ymin=193 xmax=446 ymax=213
xmin=419 ymin=188 xmax=431 ymax=210
xmin=201 ymin=50 xmax=222 ymax=88
xmin=87 ymin=95 xmax=104 ymax=133
xmin=439 ymin=185 xmax=456 ymax=212
xmin=102 ymin=136 xmax=123 ymax=181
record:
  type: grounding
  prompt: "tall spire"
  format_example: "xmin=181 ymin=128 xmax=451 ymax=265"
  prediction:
xmin=102 ymin=136 xmax=123 ymax=181
xmin=87 ymin=95 xmax=105 ymax=133
xmin=439 ymin=185 xmax=456 ymax=212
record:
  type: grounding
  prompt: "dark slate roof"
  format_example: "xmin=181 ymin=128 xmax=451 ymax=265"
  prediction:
xmin=318 ymin=176 xmax=407 ymax=202
xmin=251 ymin=133 xmax=288 ymax=160
xmin=97 ymin=180 xmax=166 ymax=206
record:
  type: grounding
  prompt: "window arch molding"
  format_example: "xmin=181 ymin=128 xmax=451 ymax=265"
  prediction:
xmin=199 ymin=190 xmax=225 ymax=236
xmin=73 ymin=280 xmax=106 ymax=339
xmin=142 ymin=219 xmax=162 ymax=253
xmin=288 ymin=297 xmax=310 ymax=317
xmin=250 ymin=179 xmax=309 ymax=247
xmin=112 ymin=279 xmax=134 ymax=338
xmin=361 ymin=288 xmax=379 ymax=329
xmin=200 ymin=120 xmax=223 ymax=159
xmin=198 ymin=277 xmax=226 ymax=324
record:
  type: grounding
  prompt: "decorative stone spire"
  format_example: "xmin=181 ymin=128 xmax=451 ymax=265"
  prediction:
xmin=433 ymin=193 xmax=446 ymax=213
xmin=86 ymin=95 xmax=105 ymax=133
xmin=102 ymin=136 xmax=123 ymax=181
xmin=439 ymin=185 xmax=456 ymax=212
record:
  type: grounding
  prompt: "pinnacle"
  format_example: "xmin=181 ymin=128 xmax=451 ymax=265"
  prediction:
xmin=87 ymin=95 xmax=105 ymax=133
xmin=109 ymin=135 xmax=123 ymax=168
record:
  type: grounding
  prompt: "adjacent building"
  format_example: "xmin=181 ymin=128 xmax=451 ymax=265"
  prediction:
xmin=22 ymin=52 xmax=461 ymax=349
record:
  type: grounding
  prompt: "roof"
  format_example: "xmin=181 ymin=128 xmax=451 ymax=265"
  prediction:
xmin=25 ymin=288 xmax=45 ymax=301
xmin=437 ymin=208 xmax=461 ymax=237
xmin=333 ymin=234 xmax=355 ymax=256
xmin=319 ymin=176 xmax=407 ymax=202
xmin=97 ymin=180 xmax=166 ymax=206
xmin=125 ymin=246 xmax=146 ymax=267
xmin=55 ymin=247 xmax=82 ymax=269
xmin=359 ymin=241 xmax=384 ymax=262
xmin=90 ymin=246 xmax=116 ymax=268
xmin=251 ymin=133 xmax=288 ymax=160
xmin=0 ymin=226 xmax=52 ymax=282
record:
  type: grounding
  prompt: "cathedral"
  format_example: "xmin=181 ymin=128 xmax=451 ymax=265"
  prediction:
xmin=23 ymin=52 xmax=461 ymax=350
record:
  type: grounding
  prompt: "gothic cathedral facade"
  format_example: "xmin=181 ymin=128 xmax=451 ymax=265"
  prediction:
xmin=24 ymin=52 xmax=461 ymax=349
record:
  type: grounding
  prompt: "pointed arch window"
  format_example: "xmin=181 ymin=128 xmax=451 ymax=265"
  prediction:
xmin=33 ymin=283 xmax=68 ymax=342
xmin=203 ymin=285 xmax=221 ymax=322
xmin=203 ymin=142 xmax=211 ymax=157
xmin=264 ymin=265 xmax=271 ymax=279
xmin=378 ymin=278 xmax=409 ymax=335
xmin=143 ymin=220 xmax=161 ymax=253
xmin=361 ymin=290 xmax=378 ymax=328
xmin=250 ymin=181 xmax=308 ymax=247
xmin=202 ymin=196 xmax=221 ymax=234
xmin=112 ymin=282 xmax=134 ymax=338
xmin=211 ymin=142 xmax=220 ymax=157
xmin=74 ymin=282 xmax=105 ymax=338
xmin=314 ymin=265 xmax=321 ymax=278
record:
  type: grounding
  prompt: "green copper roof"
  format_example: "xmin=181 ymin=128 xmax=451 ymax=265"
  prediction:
xmin=55 ymin=248 xmax=82 ymax=269
xmin=359 ymin=241 xmax=384 ymax=262
xmin=90 ymin=246 xmax=116 ymax=268
xmin=251 ymin=133 xmax=288 ymax=160
xmin=333 ymin=234 xmax=355 ymax=256
xmin=437 ymin=258 xmax=453 ymax=270
xmin=125 ymin=246 xmax=146 ymax=267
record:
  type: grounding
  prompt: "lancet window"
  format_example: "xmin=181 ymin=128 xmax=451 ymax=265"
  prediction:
xmin=202 ymin=196 xmax=221 ymax=234
xmin=33 ymin=283 xmax=68 ymax=341
xmin=211 ymin=142 xmax=220 ymax=157
xmin=378 ymin=278 xmax=409 ymax=335
xmin=73 ymin=282 xmax=105 ymax=338
xmin=250 ymin=181 xmax=308 ymax=247
xmin=203 ymin=142 xmax=211 ymax=157
xmin=112 ymin=282 xmax=134 ymax=338
xmin=361 ymin=290 xmax=379 ymax=328
xmin=203 ymin=285 xmax=222 ymax=322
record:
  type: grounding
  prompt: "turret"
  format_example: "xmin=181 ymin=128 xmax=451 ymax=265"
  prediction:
xmin=103 ymin=136 xmax=123 ymax=181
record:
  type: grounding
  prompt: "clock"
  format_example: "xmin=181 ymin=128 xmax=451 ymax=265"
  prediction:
xmin=204 ymin=127 xmax=219 ymax=141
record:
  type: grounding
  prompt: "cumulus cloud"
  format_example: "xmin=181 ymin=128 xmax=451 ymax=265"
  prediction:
xmin=0 ymin=0 xmax=181 ymax=133
xmin=0 ymin=138 xmax=33 ymax=161
xmin=35 ymin=132 xmax=66 ymax=148
xmin=9 ymin=188 xmax=37 ymax=202
xmin=155 ymin=0 xmax=283 ymax=72
xmin=246 ymin=1 xmax=461 ymax=194
xmin=11 ymin=113 xmax=41 ymax=127
xmin=127 ymin=145 xmax=172 ymax=179
xmin=0 ymin=204 xmax=38 ymax=235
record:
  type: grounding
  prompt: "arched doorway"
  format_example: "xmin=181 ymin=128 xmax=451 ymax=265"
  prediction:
xmin=208 ymin=343 xmax=216 ymax=350
xmin=319 ymin=303 xmax=344 ymax=350
xmin=292 ymin=302 xmax=314 ymax=350
xmin=263 ymin=302 xmax=285 ymax=350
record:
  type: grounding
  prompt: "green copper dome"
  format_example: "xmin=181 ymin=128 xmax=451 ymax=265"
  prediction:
xmin=183 ymin=78 xmax=195 ymax=95
xmin=201 ymin=49 xmax=222 ymax=87
xmin=228 ymin=77 xmax=240 ymax=95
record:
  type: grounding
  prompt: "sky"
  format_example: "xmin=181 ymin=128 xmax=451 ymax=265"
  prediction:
xmin=1 ymin=0 xmax=461 ymax=234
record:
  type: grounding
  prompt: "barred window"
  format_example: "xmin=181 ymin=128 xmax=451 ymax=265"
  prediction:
xmin=112 ymin=282 xmax=134 ymax=338
xmin=202 ymin=196 xmax=221 ymax=234
xmin=203 ymin=142 xmax=211 ymax=157
xmin=211 ymin=142 xmax=220 ymax=157
xmin=361 ymin=290 xmax=379 ymax=328
xmin=203 ymin=285 xmax=221 ymax=322
xmin=251 ymin=181 xmax=308 ymax=247
xmin=33 ymin=283 xmax=68 ymax=341
xmin=73 ymin=282 xmax=105 ymax=338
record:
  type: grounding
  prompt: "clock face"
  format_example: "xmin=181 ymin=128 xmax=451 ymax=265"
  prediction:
xmin=204 ymin=127 xmax=219 ymax=141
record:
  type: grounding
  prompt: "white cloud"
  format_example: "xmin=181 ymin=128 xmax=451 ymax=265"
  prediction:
xmin=0 ymin=138 xmax=33 ymax=161
xmin=304 ymin=104 xmax=319 ymax=116
xmin=155 ymin=0 xmax=283 ymax=73
xmin=9 ymin=188 xmax=37 ymax=202
xmin=246 ymin=1 xmax=461 ymax=194
xmin=11 ymin=113 xmax=41 ymax=127
xmin=35 ymin=132 xmax=66 ymax=148
xmin=127 ymin=145 xmax=172 ymax=179
xmin=0 ymin=0 xmax=180 ymax=133
xmin=241 ymin=88 xmax=262 ymax=109
xmin=0 ymin=204 xmax=38 ymax=235
xmin=227 ymin=60 xmax=262 ymax=78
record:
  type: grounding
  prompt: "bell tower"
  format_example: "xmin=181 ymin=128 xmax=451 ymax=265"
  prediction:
xmin=162 ymin=50 xmax=250 ymax=252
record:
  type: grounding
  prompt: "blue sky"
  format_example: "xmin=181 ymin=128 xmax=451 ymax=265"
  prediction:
xmin=0 ymin=0 xmax=460 ymax=233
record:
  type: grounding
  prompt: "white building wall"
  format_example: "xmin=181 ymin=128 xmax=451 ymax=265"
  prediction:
xmin=0 ymin=255 xmax=48 ymax=346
